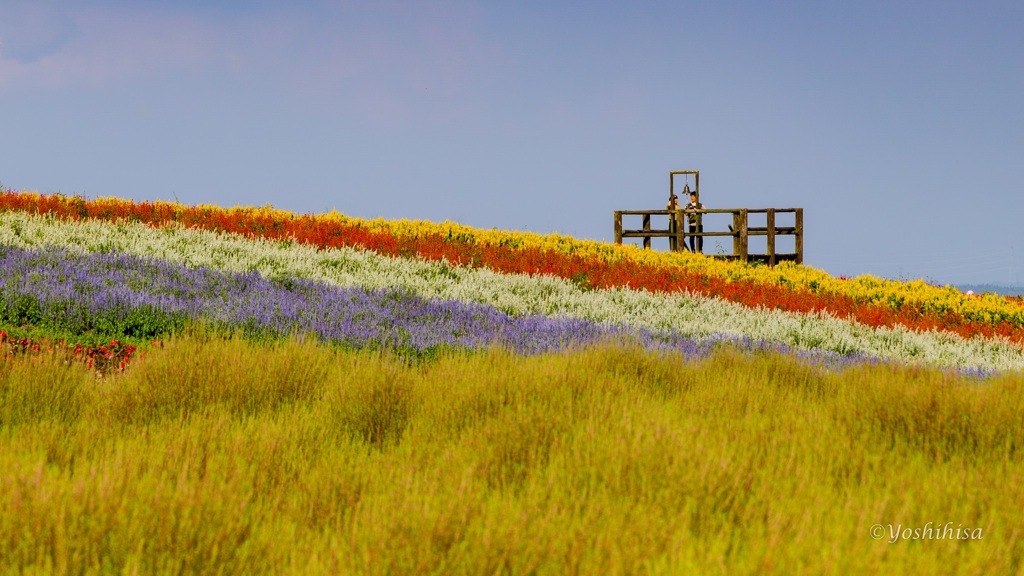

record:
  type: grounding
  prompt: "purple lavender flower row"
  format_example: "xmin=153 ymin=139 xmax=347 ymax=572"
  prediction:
xmin=0 ymin=244 xmax=875 ymax=368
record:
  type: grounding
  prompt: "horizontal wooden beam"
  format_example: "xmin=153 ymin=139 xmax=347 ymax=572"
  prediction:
xmin=682 ymin=209 xmax=745 ymax=215
xmin=617 ymin=208 xmax=801 ymax=215
xmin=621 ymin=231 xmax=674 ymax=238
xmin=621 ymin=230 xmax=736 ymax=238
xmin=742 ymin=208 xmax=801 ymax=214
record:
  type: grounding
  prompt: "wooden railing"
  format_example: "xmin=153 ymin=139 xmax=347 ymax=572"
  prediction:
xmin=613 ymin=208 xmax=803 ymax=266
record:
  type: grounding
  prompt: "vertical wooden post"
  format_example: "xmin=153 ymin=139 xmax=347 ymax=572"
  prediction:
xmin=732 ymin=211 xmax=742 ymax=256
xmin=766 ymin=208 xmax=776 ymax=267
xmin=614 ymin=211 xmax=622 ymax=245
xmin=739 ymin=209 xmax=749 ymax=263
xmin=795 ymin=208 xmax=803 ymax=265
xmin=642 ymin=214 xmax=651 ymax=249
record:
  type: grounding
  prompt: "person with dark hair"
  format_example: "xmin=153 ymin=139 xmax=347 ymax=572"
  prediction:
xmin=666 ymin=190 xmax=682 ymax=251
xmin=685 ymin=188 xmax=704 ymax=253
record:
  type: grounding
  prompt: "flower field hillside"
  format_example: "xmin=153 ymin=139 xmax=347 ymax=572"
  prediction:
xmin=1 ymin=187 xmax=1023 ymax=574
xmin=0 ymin=187 xmax=1022 ymax=373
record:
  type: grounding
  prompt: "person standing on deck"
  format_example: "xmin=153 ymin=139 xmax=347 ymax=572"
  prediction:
xmin=685 ymin=188 xmax=704 ymax=253
xmin=666 ymin=190 xmax=683 ymax=251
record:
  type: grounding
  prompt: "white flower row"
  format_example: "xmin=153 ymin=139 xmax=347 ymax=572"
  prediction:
xmin=0 ymin=211 xmax=1021 ymax=371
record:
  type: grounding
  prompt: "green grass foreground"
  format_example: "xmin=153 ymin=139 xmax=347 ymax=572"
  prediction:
xmin=1 ymin=335 xmax=1022 ymax=574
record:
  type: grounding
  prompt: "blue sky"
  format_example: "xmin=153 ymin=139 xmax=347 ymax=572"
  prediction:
xmin=1 ymin=1 xmax=1021 ymax=285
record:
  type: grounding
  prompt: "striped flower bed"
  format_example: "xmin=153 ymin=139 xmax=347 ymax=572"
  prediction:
xmin=2 ymin=188 xmax=1023 ymax=345
xmin=0 ymin=210 xmax=1020 ymax=373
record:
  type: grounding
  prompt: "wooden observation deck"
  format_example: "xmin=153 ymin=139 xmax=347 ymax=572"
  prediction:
xmin=613 ymin=171 xmax=804 ymax=266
